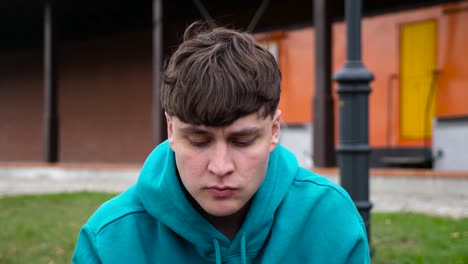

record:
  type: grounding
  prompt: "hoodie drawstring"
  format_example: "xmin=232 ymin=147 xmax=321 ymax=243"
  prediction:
xmin=213 ymin=238 xmax=222 ymax=264
xmin=240 ymin=232 xmax=247 ymax=264
xmin=213 ymin=233 xmax=247 ymax=264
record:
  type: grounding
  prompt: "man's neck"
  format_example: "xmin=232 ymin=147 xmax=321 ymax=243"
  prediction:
xmin=201 ymin=204 xmax=250 ymax=240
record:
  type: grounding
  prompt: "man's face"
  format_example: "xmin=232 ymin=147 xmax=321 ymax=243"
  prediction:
xmin=166 ymin=110 xmax=281 ymax=217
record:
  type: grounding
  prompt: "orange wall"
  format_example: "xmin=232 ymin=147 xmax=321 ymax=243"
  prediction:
xmin=437 ymin=2 xmax=468 ymax=117
xmin=273 ymin=1 xmax=468 ymax=148
xmin=277 ymin=28 xmax=315 ymax=124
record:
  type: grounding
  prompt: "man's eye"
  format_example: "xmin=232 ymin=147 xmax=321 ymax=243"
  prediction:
xmin=232 ymin=138 xmax=255 ymax=147
xmin=189 ymin=139 xmax=211 ymax=147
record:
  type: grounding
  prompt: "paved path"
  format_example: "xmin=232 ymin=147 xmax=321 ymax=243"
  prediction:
xmin=0 ymin=166 xmax=467 ymax=219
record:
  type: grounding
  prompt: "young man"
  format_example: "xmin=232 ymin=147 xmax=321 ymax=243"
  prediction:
xmin=73 ymin=22 xmax=370 ymax=263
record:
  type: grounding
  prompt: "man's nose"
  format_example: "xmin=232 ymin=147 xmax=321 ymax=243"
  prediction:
xmin=207 ymin=143 xmax=235 ymax=176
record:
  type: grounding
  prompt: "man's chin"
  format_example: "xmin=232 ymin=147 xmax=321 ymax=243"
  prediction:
xmin=203 ymin=206 xmax=240 ymax=218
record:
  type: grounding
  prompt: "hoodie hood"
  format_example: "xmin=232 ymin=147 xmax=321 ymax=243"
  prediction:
xmin=136 ymin=140 xmax=298 ymax=262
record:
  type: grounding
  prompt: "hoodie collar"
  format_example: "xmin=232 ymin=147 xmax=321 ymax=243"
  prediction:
xmin=137 ymin=140 xmax=298 ymax=262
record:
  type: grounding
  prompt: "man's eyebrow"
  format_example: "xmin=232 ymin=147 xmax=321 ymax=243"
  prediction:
xmin=179 ymin=126 xmax=261 ymax=136
xmin=179 ymin=126 xmax=210 ymax=135
xmin=229 ymin=127 xmax=261 ymax=137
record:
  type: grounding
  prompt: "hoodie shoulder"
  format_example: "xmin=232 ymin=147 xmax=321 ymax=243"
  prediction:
xmin=292 ymin=167 xmax=363 ymax=221
xmin=86 ymin=186 xmax=147 ymax=234
xmin=263 ymin=167 xmax=370 ymax=263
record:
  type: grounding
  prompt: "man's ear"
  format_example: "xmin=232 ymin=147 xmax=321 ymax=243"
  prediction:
xmin=165 ymin=112 xmax=174 ymax=147
xmin=270 ymin=110 xmax=282 ymax=152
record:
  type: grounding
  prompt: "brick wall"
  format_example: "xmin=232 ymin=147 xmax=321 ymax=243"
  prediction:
xmin=0 ymin=50 xmax=43 ymax=161
xmin=0 ymin=31 xmax=155 ymax=163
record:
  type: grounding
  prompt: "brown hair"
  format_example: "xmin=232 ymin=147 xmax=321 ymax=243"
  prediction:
xmin=161 ymin=22 xmax=281 ymax=126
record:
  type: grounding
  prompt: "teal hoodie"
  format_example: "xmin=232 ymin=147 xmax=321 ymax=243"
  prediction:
xmin=73 ymin=141 xmax=370 ymax=263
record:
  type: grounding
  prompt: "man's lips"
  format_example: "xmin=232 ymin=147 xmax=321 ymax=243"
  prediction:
xmin=208 ymin=186 xmax=236 ymax=190
xmin=206 ymin=186 xmax=237 ymax=198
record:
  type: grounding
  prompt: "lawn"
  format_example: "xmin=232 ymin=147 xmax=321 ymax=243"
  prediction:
xmin=372 ymin=213 xmax=468 ymax=264
xmin=0 ymin=193 xmax=115 ymax=264
xmin=0 ymin=193 xmax=467 ymax=264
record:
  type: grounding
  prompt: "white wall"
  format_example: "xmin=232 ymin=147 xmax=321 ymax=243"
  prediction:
xmin=279 ymin=124 xmax=313 ymax=168
xmin=432 ymin=118 xmax=468 ymax=171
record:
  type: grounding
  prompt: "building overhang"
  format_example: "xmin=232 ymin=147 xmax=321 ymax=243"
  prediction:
xmin=0 ymin=0 xmax=460 ymax=51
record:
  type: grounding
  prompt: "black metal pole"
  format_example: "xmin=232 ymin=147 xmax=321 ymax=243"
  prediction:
xmin=313 ymin=0 xmax=335 ymax=167
xmin=333 ymin=0 xmax=373 ymax=248
xmin=43 ymin=0 xmax=59 ymax=162
xmin=152 ymin=0 xmax=167 ymax=146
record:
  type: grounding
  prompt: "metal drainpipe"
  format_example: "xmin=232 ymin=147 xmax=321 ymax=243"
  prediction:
xmin=333 ymin=0 xmax=374 ymax=252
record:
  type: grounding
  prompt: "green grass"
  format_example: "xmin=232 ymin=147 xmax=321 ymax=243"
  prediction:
xmin=371 ymin=213 xmax=468 ymax=264
xmin=0 ymin=193 xmax=467 ymax=264
xmin=0 ymin=193 xmax=116 ymax=264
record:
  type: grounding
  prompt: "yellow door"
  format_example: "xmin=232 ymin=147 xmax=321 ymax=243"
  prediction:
xmin=400 ymin=20 xmax=437 ymax=139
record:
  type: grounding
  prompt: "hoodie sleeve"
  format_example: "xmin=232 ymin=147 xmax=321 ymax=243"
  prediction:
xmin=345 ymin=221 xmax=371 ymax=264
xmin=72 ymin=224 xmax=102 ymax=264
